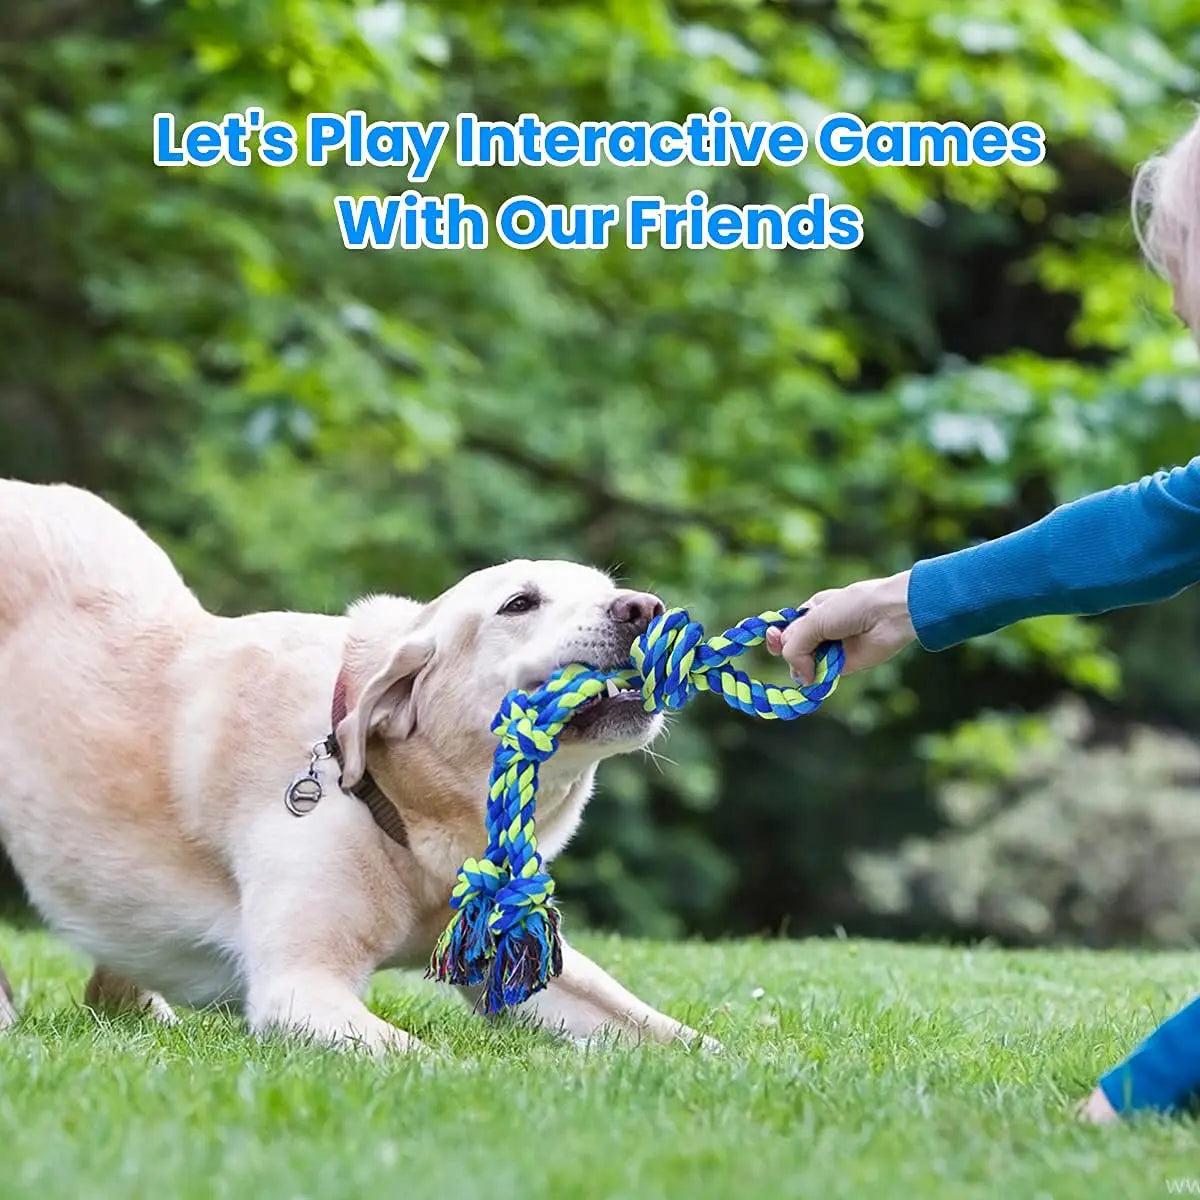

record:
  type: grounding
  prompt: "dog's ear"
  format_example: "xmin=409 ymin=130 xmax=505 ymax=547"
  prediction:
xmin=336 ymin=632 xmax=435 ymax=789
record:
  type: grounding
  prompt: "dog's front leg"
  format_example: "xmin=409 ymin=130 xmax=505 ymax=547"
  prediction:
xmin=235 ymin=809 xmax=423 ymax=1054
xmin=240 ymin=911 xmax=423 ymax=1053
xmin=465 ymin=939 xmax=717 ymax=1049
xmin=238 ymin=898 xmax=421 ymax=1054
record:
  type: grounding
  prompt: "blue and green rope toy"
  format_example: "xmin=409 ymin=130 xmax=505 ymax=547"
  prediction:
xmin=426 ymin=605 xmax=844 ymax=1013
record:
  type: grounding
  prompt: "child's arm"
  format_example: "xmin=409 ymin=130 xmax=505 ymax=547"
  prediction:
xmin=908 ymin=456 xmax=1200 ymax=650
xmin=770 ymin=456 xmax=1200 ymax=682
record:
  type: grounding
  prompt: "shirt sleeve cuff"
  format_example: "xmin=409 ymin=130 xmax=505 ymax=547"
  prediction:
xmin=907 ymin=555 xmax=973 ymax=652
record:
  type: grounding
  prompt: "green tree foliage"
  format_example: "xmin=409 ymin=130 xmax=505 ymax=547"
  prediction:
xmin=1 ymin=0 xmax=1198 ymax=939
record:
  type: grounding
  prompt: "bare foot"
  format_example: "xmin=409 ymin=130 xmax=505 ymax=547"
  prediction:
xmin=1077 ymin=1086 xmax=1120 ymax=1124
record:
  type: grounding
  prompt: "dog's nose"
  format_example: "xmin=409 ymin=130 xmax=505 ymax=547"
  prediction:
xmin=608 ymin=590 xmax=665 ymax=633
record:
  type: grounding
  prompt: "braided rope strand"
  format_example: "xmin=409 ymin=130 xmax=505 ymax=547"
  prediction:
xmin=427 ymin=607 xmax=843 ymax=1013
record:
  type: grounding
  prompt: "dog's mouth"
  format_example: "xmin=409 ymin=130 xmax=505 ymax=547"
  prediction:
xmin=560 ymin=679 xmax=658 ymax=743
xmin=514 ymin=636 xmax=661 ymax=745
xmin=568 ymin=681 xmax=645 ymax=731
xmin=515 ymin=669 xmax=655 ymax=743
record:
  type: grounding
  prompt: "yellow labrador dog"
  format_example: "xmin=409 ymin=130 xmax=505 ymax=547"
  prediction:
xmin=0 ymin=480 xmax=705 ymax=1051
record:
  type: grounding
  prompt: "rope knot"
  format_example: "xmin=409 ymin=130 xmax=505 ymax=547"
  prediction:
xmin=489 ymin=870 xmax=556 ymax=936
xmin=630 ymin=609 xmax=705 ymax=712
xmin=492 ymin=695 xmax=559 ymax=763
xmin=447 ymin=856 xmax=502 ymax=909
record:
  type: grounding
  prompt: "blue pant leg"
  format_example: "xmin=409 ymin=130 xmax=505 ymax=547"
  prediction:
xmin=1100 ymin=993 xmax=1200 ymax=1115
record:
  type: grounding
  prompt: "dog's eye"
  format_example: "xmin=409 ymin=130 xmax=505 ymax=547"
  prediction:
xmin=498 ymin=592 xmax=540 ymax=616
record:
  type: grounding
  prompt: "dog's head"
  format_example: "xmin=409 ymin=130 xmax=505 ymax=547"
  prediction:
xmin=334 ymin=560 xmax=666 ymax=802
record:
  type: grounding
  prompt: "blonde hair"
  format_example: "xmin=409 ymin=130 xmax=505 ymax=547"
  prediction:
xmin=1132 ymin=108 xmax=1200 ymax=329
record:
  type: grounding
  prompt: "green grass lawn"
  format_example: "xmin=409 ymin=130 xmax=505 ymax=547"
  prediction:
xmin=1 ymin=927 xmax=1199 ymax=1199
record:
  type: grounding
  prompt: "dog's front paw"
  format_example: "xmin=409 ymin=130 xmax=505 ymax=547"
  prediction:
xmin=328 ymin=1017 xmax=425 ymax=1056
xmin=248 ymin=977 xmax=424 ymax=1055
xmin=552 ymin=1016 xmax=721 ymax=1053
xmin=674 ymin=1025 xmax=723 ymax=1054
xmin=268 ymin=1012 xmax=426 ymax=1055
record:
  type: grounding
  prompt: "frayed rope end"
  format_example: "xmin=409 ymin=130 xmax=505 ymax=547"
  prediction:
xmin=482 ymin=901 xmax=563 ymax=1015
xmin=426 ymin=858 xmax=500 ymax=987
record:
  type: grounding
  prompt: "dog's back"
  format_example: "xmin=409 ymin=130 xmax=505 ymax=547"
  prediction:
xmin=0 ymin=480 xmax=200 ymax=639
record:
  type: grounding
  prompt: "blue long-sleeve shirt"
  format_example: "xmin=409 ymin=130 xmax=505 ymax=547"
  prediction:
xmin=907 ymin=456 xmax=1200 ymax=651
xmin=906 ymin=455 xmax=1200 ymax=1115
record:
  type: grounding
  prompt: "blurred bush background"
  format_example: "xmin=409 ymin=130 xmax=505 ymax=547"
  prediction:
xmin=2 ymin=0 xmax=1199 ymax=946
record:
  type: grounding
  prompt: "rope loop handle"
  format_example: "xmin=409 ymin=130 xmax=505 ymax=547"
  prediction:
xmin=621 ymin=607 xmax=844 ymax=717
xmin=428 ymin=606 xmax=844 ymax=1011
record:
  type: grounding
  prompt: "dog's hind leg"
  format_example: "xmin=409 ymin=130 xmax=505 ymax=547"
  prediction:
xmin=84 ymin=966 xmax=177 ymax=1025
xmin=0 ymin=961 xmax=17 ymax=1029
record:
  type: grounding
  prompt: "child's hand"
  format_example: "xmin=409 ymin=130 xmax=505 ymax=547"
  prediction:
xmin=765 ymin=570 xmax=917 ymax=684
xmin=1076 ymin=1086 xmax=1120 ymax=1124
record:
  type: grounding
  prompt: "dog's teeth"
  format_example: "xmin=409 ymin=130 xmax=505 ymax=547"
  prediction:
xmin=606 ymin=679 xmax=620 ymax=697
